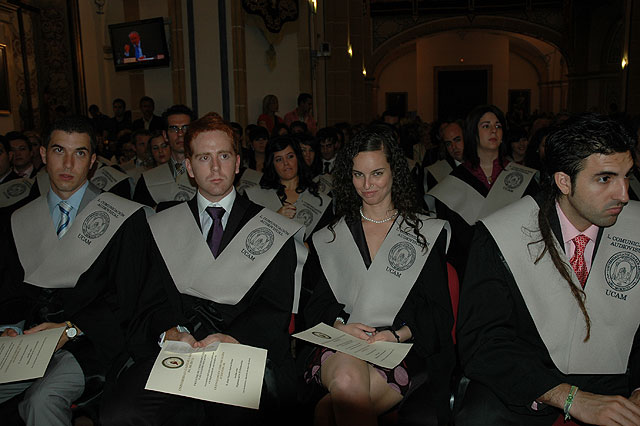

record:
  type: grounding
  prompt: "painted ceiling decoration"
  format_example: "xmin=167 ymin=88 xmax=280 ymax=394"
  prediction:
xmin=242 ymin=0 xmax=299 ymax=33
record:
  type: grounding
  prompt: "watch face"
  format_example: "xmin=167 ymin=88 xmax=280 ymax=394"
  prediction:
xmin=66 ymin=327 xmax=78 ymax=339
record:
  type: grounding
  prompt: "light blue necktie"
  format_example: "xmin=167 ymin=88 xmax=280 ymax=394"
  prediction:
xmin=56 ymin=201 xmax=72 ymax=238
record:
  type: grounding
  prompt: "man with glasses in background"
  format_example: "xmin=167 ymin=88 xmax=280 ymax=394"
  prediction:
xmin=133 ymin=105 xmax=197 ymax=208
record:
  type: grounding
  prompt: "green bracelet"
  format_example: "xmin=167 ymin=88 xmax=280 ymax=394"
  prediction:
xmin=563 ymin=385 xmax=578 ymax=421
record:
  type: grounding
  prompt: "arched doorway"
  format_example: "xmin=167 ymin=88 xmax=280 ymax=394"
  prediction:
xmin=370 ymin=16 xmax=570 ymax=123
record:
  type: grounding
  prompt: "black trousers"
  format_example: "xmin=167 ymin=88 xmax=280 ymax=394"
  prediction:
xmin=100 ymin=357 xmax=264 ymax=426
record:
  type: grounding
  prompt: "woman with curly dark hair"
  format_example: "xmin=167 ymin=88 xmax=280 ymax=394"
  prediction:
xmin=244 ymin=135 xmax=332 ymax=240
xmin=301 ymin=124 xmax=455 ymax=425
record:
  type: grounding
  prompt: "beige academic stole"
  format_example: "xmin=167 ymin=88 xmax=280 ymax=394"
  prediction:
xmin=427 ymin=163 xmax=535 ymax=225
xmin=313 ymin=216 xmax=449 ymax=327
xmin=244 ymin=186 xmax=282 ymax=212
xmin=143 ymin=163 xmax=196 ymax=203
xmin=97 ymin=155 xmax=115 ymax=166
xmin=36 ymin=168 xmax=50 ymax=195
xmin=149 ymin=204 xmax=308 ymax=312
xmin=0 ymin=177 xmax=33 ymax=207
xmin=425 ymin=159 xmax=453 ymax=184
xmin=293 ymin=190 xmax=331 ymax=239
xmin=246 ymin=187 xmax=331 ymax=239
xmin=236 ymin=168 xmax=263 ymax=195
xmin=11 ymin=193 xmax=143 ymax=288
xmin=91 ymin=165 xmax=133 ymax=192
xmin=121 ymin=159 xmax=143 ymax=183
xmin=482 ymin=197 xmax=640 ymax=374
xmin=314 ymin=174 xmax=333 ymax=195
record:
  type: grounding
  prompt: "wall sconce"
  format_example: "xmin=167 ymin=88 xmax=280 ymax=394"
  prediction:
xmin=348 ymin=45 xmax=353 ymax=58
xmin=94 ymin=0 xmax=105 ymax=14
xmin=622 ymin=56 xmax=628 ymax=69
xmin=309 ymin=0 xmax=317 ymax=14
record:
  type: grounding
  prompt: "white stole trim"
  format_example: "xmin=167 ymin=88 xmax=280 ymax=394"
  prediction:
xmin=236 ymin=169 xmax=263 ymax=195
xmin=143 ymin=163 xmax=196 ymax=204
xmin=244 ymin=186 xmax=282 ymax=212
xmin=91 ymin=165 xmax=133 ymax=192
xmin=425 ymin=159 xmax=453 ymax=184
xmin=246 ymin=187 xmax=331 ymax=239
xmin=482 ymin=197 xmax=640 ymax=374
xmin=149 ymin=204 xmax=307 ymax=312
xmin=428 ymin=163 xmax=535 ymax=225
xmin=314 ymin=174 xmax=333 ymax=195
xmin=12 ymin=193 xmax=143 ymax=288
xmin=313 ymin=215 xmax=449 ymax=326
xmin=0 ymin=177 xmax=33 ymax=207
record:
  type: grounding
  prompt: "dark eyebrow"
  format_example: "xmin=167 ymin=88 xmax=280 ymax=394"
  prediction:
xmin=353 ymin=167 xmax=385 ymax=174
xmin=594 ymin=171 xmax=618 ymax=177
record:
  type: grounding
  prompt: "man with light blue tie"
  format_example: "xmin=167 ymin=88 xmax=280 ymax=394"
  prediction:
xmin=0 ymin=116 xmax=152 ymax=426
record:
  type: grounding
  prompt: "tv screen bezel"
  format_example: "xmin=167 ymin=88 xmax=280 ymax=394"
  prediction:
xmin=108 ymin=17 xmax=170 ymax=72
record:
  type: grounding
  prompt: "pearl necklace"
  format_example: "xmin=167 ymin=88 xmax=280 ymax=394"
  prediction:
xmin=359 ymin=207 xmax=398 ymax=224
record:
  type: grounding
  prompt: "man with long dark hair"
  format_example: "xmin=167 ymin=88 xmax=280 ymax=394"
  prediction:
xmin=457 ymin=113 xmax=640 ymax=425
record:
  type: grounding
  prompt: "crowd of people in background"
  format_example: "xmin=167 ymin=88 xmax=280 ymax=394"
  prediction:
xmin=1 ymin=91 xmax=640 ymax=426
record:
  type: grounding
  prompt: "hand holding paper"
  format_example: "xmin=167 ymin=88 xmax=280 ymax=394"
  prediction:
xmin=145 ymin=340 xmax=267 ymax=409
xmin=0 ymin=326 xmax=65 ymax=384
xmin=293 ymin=323 xmax=412 ymax=369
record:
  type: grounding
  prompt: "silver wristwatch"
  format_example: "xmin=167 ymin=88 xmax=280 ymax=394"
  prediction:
xmin=65 ymin=321 xmax=79 ymax=340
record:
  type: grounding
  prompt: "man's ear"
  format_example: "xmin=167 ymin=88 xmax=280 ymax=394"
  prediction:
xmin=554 ymin=171 xmax=572 ymax=196
xmin=39 ymin=146 xmax=46 ymax=165
xmin=185 ymin=157 xmax=195 ymax=179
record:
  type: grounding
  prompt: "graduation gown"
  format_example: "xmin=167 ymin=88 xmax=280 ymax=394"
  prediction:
xmin=457 ymin=195 xmax=640 ymax=421
xmin=0 ymin=185 xmax=153 ymax=376
xmin=130 ymin=195 xmax=299 ymax=399
xmin=433 ymin=163 xmax=539 ymax=280
xmin=301 ymin=218 xmax=455 ymax=424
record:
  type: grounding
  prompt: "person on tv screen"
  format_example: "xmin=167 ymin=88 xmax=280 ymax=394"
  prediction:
xmin=124 ymin=31 xmax=150 ymax=60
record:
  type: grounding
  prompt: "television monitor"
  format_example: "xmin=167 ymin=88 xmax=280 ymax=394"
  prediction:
xmin=109 ymin=17 xmax=170 ymax=72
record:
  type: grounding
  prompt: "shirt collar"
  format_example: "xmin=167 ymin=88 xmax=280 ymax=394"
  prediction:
xmin=555 ymin=201 xmax=599 ymax=244
xmin=47 ymin=180 xmax=89 ymax=214
xmin=197 ymin=188 xmax=236 ymax=217
xmin=14 ymin=164 xmax=33 ymax=178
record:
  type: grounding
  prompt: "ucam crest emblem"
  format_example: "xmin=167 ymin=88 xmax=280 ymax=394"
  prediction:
xmin=388 ymin=242 xmax=416 ymax=271
xmin=245 ymin=227 xmax=275 ymax=256
xmin=92 ymin=176 xmax=108 ymax=189
xmin=6 ymin=182 xmax=27 ymax=197
xmin=605 ymin=251 xmax=640 ymax=292
xmin=82 ymin=211 xmax=110 ymax=239
xmin=174 ymin=191 xmax=190 ymax=201
xmin=297 ymin=209 xmax=314 ymax=227
xmin=503 ymin=171 xmax=524 ymax=189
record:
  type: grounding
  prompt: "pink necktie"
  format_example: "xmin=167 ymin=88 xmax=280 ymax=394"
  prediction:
xmin=570 ymin=234 xmax=590 ymax=287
